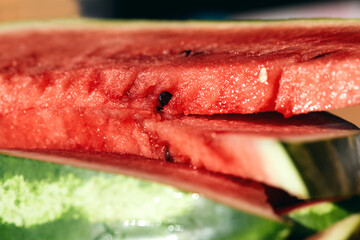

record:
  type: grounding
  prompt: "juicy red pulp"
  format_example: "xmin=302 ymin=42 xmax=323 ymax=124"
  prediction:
xmin=1 ymin=24 xmax=360 ymax=116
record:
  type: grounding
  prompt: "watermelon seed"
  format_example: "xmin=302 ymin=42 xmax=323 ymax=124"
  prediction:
xmin=158 ymin=91 xmax=173 ymax=108
xmin=180 ymin=50 xmax=192 ymax=57
xmin=165 ymin=147 xmax=173 ymax=162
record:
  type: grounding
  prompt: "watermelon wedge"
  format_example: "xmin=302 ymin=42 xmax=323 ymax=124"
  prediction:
xmin=143 ymin=112 xmax=360 ymax=198
xmin=0 ymin=19 xmax=360 ymax=116
xmin=1 ymin=107 xmax=359 ymax=198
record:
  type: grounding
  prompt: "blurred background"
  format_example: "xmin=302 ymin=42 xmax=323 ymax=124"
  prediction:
xmin=1 ymin=0 xmax=360 ymax=21
xmin=0 ymin=0 xmax=359 ymax=126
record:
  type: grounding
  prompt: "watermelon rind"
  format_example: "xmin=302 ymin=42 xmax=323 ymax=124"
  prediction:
xmin=305 ymin=214 xmax=360 ymax=240
xmin=3 ymin=149 xmax=360 ymax=239
xmin=3 ymin=150 xmax=360 ymax=240
xmin=283 ymin=134 xmax=360 ymax=198
xmin=0 ymin=152 xmax=290 ymax=240
xmin=1 ymin=18 xmax=360 ymax=32
xmin=257 ymin=139 xmax=308 ymax=197
xmin=286 ymin=196 xmax=360 ymax=238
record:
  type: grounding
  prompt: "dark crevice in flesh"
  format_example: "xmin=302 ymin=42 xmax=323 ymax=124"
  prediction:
xmin=179 ymin=50 xmax=204 ymax=57
xmin=303 ymin=51 xmax=337 ymax=61
xmin=164 ymin=147 xmax=173 ymax=162
xmin=309 ymin=51 xmax=336 ymax=61
xmin=264 ymin=184 xmax=304 ymax=214
xmin=310 ymin=52 xmax=332 ymax=60
xmin=192 ymin=51 xmax=204 ymax=56
xmin=180 ymin=49 xmax=192 ymax=57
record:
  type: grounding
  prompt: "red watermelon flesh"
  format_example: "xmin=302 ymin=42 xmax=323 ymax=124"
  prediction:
xmin=0 ymin=108 xmax=163 ymax=159
xmin=0 ymin=21 xmax=360 ymax=116
xmin=1 ymin=107 xmax=359 ymax=198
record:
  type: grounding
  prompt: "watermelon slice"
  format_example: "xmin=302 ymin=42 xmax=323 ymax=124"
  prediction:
xmin=143 ymin=112 xmax=360 ymax=198
xmin=0 ymin=19 xmax=360 ymax=116
xmin=1 ymin=107 xmax=359 ymax=198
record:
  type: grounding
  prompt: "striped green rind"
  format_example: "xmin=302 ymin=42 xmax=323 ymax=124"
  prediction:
xmin=287 ymin=196 xmax=360 ymax=239
xmin=0 ymin=153 xmax=290 ymax=240
xmin=242 ymin=131 xmax=360 ymax=199
xmin=305 ymin=214 xmax=360 ymax=240
xmin=282 ymin=134 xmax=360 ymax=198
xmin=257 ymin=139 xmax=309 ymax=198
xmin=3 ymin=151 xmax=360 ymax=239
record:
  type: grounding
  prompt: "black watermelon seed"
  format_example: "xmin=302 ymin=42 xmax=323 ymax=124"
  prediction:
xmin=165 ymin=148 xmax=173 ymax=162
xmin=180 ymin=50 xmax=192 ymax=57
xmin=158 ymin=91 xmax=173 ymax=107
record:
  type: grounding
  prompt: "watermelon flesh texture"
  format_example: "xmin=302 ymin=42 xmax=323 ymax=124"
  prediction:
xmin=0 ymin=20 xmax=360 ymax=116
xmin=0 ymin=151 xmax=291 ymax=240
xmin=1 ymin=108 xmax=359 ymax=199
xmin=0 ymin=108 xmax=162 ymax=159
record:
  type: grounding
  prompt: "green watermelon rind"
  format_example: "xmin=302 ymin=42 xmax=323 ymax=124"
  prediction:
xmin=256 ymin=138 xmax=309 ymax=198
xmin=282 ymin=134 xmax=360 ymax=198
xmin=0 ymin=152 xmax=291 ymax=240
xmin=3 ymin=151 xmax=360 ymax=240
xmin=304 ymin=214 xmax=360 ymax=240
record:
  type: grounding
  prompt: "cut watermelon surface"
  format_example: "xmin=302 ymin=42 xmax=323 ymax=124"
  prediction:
xmin=1 ymin=107 xmax=359 ymax=198
xmin=0 ymin=20 xmax=360 ymax=116
xmin=0 ymin=108 xmax=161 ymax=159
